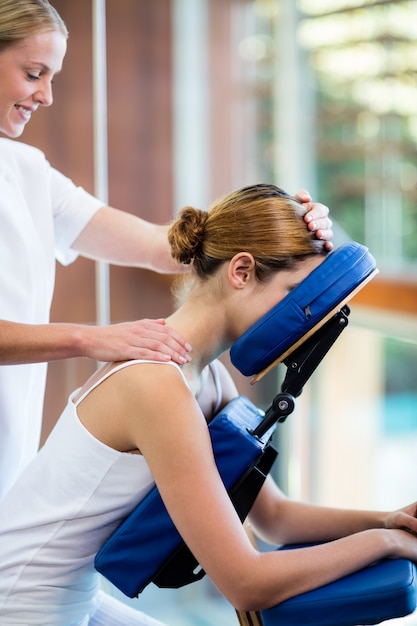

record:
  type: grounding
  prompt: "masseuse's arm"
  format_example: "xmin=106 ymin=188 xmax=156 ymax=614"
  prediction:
xmin=0 ymin=318 xmax=190 ymax=365
xmin=72 ymin=207 xmax=185 ymax=273
xmin=72 ymin=194 xmax=333 ymax=272
xmin=123 ymin=363 xmax=417 ymax=612
xmin=0 ymin=209 xmax=194 ymax=366
xmin=0 ymin=195 xmax=331 ymax=364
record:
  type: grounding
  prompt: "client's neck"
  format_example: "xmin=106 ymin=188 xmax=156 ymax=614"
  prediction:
xmin=166 ymin=293 xmax=230 ymax=377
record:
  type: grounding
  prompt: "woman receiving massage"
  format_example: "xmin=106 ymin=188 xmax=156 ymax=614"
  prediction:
xmin=0 ymin=183 xmax=416 ymax=626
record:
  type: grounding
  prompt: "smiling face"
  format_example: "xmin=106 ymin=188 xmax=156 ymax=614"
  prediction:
xmin=0 ymin=29 xmax=67 ymax=137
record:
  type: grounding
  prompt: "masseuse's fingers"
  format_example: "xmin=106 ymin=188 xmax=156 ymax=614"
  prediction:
xmin=295 ymin=189 xmax=334 ymax=251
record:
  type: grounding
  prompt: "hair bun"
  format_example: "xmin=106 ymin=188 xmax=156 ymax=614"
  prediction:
xmin=168 ymin=206 xmax=208 ymax=265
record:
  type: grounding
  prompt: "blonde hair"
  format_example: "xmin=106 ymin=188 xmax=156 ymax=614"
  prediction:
xmin=168 ymin=184 xmax=326 ymax=282
xmin=0 ymin=0 xmax=67 ymax=52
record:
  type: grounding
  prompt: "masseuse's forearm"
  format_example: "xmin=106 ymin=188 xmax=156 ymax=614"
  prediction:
xmin=0 ymin=320 xmax=89 ymax=364
xmin=72 ymin=206 xmax=186 ymax=274
xmin=0 ymin=318 xmax=192 ymax=366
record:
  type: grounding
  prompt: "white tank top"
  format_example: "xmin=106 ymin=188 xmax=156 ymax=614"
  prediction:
xmin=0 ymin=360 xmax=222 ymax=625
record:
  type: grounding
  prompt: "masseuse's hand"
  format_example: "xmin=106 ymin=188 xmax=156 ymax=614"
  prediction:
xmin=83 ymin=318 xmax=192 ymax=365
xmin=295 ymin=189 xmax=334 ymax=251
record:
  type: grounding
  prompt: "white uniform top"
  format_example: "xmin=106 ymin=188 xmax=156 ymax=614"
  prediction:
xmin=0 ymin=359 xmax=222 ymax=626
xmin=0 ymin=138 xmax=103 ymax=502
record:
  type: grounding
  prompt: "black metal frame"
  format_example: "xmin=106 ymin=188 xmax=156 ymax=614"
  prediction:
xmin=251 ymin=306 xmax=350 ymax=439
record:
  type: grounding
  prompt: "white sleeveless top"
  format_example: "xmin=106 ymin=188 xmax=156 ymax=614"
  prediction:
xmin=0 ymin=360 xmax=222 ymax=625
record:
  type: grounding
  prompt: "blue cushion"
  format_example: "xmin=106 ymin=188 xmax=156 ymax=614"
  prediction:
xmin=262 ymin=552 xmax=417 ymax=626
xmin=95 ymin=395 xmax=276 ymax=597
xmin=230 ymin=242 xmax=377 ymax=377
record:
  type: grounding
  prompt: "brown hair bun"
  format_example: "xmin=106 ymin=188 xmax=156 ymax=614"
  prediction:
xmin=168 ymin=206 xmax=208 ymax=265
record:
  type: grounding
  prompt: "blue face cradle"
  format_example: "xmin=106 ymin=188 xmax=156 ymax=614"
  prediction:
xmin=230 ymin=242 xmax=378 ymax=379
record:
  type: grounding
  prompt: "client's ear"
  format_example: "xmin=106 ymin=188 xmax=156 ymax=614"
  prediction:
xmin=228 ymin=252 xmax=256 ymax=289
